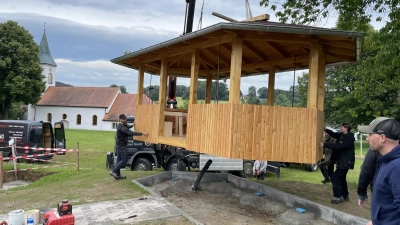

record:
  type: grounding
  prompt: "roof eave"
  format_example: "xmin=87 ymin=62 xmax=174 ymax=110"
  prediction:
xmin=110 ymin=22 xmax=364 ymax=64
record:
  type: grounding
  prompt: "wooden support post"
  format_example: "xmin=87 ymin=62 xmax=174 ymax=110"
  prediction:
xmin=0 ymin=151 xmax=3 ymax=189
xmin=158 ymin=58 xmax=168 ymax=136
xmin=267 ymin=65 xmax=276 ymax=106
xmin=137 ymin=63 xmax=145 ymax=105
xmin=205 ymin=74 xmax=212 ymax=104
xmin=77 ymin=142 xmax=80 ymax=171
xmin=317 ymin=55 xmax=326 ymax=111
xmin=307 ymin=41 xmax=320 ymax=109
xmin=228 ymin=37 xmax=243 ymax=104
xmin=189 ymin=49 xmax=200 ymax=105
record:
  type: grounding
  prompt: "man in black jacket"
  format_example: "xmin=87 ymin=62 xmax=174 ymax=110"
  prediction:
xmin=319 ymin=131 xmax=336 ymax=184
xmin=319 ymin=123 xmax=355 ymax=204
xmin=357 ymin=147 xmax=379 ymax=208
xmin=110 ymin=114 xmax=149 ymax=180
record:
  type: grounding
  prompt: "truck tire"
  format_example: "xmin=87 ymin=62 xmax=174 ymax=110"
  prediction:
xmin=304 ymin=163 xmax=318 ymax=172
xmin=238 ymin=160 xmax=254 ymax=178
xmin=132 ymin=158 xmax=152 ymax=171
xmin=166 ymin=157 xmax=187 ymax=171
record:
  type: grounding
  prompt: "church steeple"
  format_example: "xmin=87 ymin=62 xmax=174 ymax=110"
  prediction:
xmin=39 ymin=30 xmax=57 ymax=66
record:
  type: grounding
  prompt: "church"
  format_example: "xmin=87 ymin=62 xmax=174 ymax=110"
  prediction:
xmin=26 ymin=31 xmax=152 ymax=130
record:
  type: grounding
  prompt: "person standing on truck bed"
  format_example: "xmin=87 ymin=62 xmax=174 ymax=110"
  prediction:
xmin=109 ymin=114 xmax=149 ymax=180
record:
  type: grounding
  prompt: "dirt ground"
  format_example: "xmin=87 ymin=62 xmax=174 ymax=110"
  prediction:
xmin=148 ymin=179 xmax=336 ymax=225
xmin=2 ymin=171 xmax=370 ymax=224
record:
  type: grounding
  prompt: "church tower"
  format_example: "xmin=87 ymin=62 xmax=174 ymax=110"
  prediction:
xmin=39 ymin=30 xmax=57 ymax=90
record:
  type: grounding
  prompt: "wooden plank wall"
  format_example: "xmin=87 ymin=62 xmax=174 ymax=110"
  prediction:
xmin=186 ymin=104 xmax=232 ymax=157
xmin=133 ymin=104 xmax=160 ymax=143
xmin=186 ymin=104 xmax=324 ymax=164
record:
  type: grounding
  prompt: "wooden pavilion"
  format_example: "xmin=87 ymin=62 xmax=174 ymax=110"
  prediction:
xmin=111 ymin=18 xmax=363 ymax=164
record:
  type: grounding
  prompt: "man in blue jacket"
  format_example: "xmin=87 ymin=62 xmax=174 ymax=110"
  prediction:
xmin=358 ymin=117 xmax=400 ymax=225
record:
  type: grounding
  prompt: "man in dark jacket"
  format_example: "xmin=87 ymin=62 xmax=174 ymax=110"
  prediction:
xmin=110 ymin=114 xmax=149 ymax=180
xmin=357 ymin=147 xmax=379 ymax=208
xmin=319 ymin=122 xmax=355 ymax=204
xmin=358 ymin=117 xmax=400 ymax=225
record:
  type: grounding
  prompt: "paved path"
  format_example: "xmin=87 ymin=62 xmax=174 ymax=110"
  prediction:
xmin=0 ymin=196 xmax=189 ymax=225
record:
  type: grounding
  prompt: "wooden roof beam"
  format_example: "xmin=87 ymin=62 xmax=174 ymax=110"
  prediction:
xmin=266 ymin=41 xmax=288 ymax=57
xmin=322 ymin=40 xmax=354 ymax=49
xmin=199 ymin=53 xmax=217 ymax=69
xmin=210 ymin=54 xmax=309 ymax=74
xmin=129 ymin=33 xmax=236 ymax=65
xmin=243 ymin=33 xmax=312 ymax=43
xmin=325 ymin=52 xmax=356 ymax=62
xmin=168 ymin=54 xmax=185 ymax=66
xmin=243 ymin=40 xmax=268 ymax=61
xmin=203 ymin=47 xmax=231 ymax=66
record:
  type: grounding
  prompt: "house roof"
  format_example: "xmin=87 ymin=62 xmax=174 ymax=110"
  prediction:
xmin=39 ymin=31 xmax=57 ymax=66
xmin=103 ymin=94 xmax=153 ymax=121
xmin=37 ymin=87 xmax=120 ymax=107
xmin=111 ymin=20 xmax=364 ymax=79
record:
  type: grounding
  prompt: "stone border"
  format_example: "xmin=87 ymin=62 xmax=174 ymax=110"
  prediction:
xmin=136 ymin=171 xmax=369 ymax=225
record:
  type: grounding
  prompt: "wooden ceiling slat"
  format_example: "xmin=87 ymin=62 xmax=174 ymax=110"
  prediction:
xmin=266 ymin=42 xmax=288 ymax=57
xmin=243 ymin=40 xmax=268 ymax=61
xmin=203 ymin=47 xmax=231 ymax=66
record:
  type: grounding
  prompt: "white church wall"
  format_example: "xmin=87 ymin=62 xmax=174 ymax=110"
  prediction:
xmin=34 ymin=106 xmax=115 ymax=130
xmin=41 ymin=65 xmax=56 ymax=90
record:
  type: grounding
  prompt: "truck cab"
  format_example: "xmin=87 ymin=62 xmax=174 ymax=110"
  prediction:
xmin=0 ymin=120 xmax=66 ymax=160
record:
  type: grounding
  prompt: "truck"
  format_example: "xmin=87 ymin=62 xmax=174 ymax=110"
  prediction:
xmin=0 ymin=120 xmax=66 ymax=160
xmin=106 ymin=116 xmax=256 ymax=177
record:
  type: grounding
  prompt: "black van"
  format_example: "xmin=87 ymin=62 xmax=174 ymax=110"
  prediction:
xmin=0 ymin=120 xmax=66 ymax=160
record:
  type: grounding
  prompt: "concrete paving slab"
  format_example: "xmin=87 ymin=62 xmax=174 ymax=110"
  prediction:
xmin=0 ymin=196 xmax=189 ymax=225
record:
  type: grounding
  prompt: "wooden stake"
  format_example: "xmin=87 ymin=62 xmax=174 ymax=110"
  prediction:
xmin=0 ymin=151 xmax=3 ymax=189
xmin=77 ymin=142 xmax=80 ymax=171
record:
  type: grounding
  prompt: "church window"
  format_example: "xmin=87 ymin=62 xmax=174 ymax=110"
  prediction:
xmin=92 ymin=115 xmax=97 ymax=126
xmin=62 ymin=114 xmax=67 ymax=119
xmin=112 ymin=123 xmax=118 ymax=129
xmin=48 ymin=73 xmax=53 ymax=84
xmin=76 ymin=114 xmax=81 ymax=125
xmin=47 ymin=113 xmax=52 ymax=123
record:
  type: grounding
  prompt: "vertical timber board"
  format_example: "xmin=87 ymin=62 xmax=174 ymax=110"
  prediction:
xmin=307 ymin=41 xmax=319 ymax=109
xmin=158 ymin=58 xmax=168 ymax=137
xmin=134 ymin=104 xmax=160 ymax=144
xmin=316 ymin=109 xmax=325 ymax=161
xmin=317 ymin=56 xmax=326 ymax=111
xmin=189 ymin=49 xmax=200 ymax=105
xmin=231 ymin=104 xmax=254 ymax=160
xmin=228 ymin=38 xmax=243 ymax=104
xmin=205 ymin=74 xmax=212 ymax=104
xmin=251 ymin=105 xmax=262 ymax=160
xmin=186 ymin=104 xmax=232 ymax=157
xmin=267 ymin=65 xmax=275 ymax=106
xmin=137 ymin=63 xmax=145 ymax=105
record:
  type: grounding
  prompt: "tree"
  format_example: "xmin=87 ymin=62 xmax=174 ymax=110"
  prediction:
xmin=257 ymin=87 xmax=268 ymax=99
xmin=259 ymin=0 xmax=398 ymax=28
xmin=143 ymin=85 xmax=159 ymax=102
xmin=0 ymin=21 xmax=45 ymax=119
xmin=248 ymin=86 xmax=257 ymax=97
xmin=110 ymin=84 xmax=128 ymax=93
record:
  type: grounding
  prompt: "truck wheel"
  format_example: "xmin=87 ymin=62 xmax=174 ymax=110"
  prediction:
xmin=166 ymin=158 xmax=187 ymax=171
xmin=304 ymin=163 xmax=318 ymax=172
xmin=238 ymin=160 xmax=254 ymax=178
xmin=132 ymin=158 xmax=152 ymax=171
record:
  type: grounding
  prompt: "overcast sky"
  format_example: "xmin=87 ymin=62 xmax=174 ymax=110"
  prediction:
xmin=0 ymin=0 xmax=384 ymax=94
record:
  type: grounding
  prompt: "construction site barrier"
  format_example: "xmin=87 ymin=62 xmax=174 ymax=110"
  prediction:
xmin=0 ymin=141 xmax=80 ymax=188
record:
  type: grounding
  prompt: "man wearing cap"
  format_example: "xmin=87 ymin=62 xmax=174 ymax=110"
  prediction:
xmin=358 ymin=117 xmax=400 ymax=225
xmin=110 ymin=114 xmax=149 ymax=180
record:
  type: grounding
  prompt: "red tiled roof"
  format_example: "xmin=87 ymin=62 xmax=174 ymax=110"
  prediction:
xmin=103 ymin=94 xmax=153 ymax=121
xmin=37 ymin=87 xmax=120 ymax=107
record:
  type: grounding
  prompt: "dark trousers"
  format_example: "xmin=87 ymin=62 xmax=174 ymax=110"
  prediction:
xmin=332 ymin=168 xmax=349 ymax=198
xmin=320 ymin=161 xmax=334 ymax=180
xmin=256 ymin=172 xmax=265 ymax=180
xmin=112 ymin=145 xmax=128 ymax=176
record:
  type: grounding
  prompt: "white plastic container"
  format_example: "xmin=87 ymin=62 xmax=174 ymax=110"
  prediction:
xmin=25 ymin=209 xmax=39 ymax=225
xmin=8 ymin=209 xmax=25 ymax=225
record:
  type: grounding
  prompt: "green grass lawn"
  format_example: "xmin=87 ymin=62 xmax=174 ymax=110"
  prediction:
xmin=0 ymin=129 xmax=371 ymax=214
